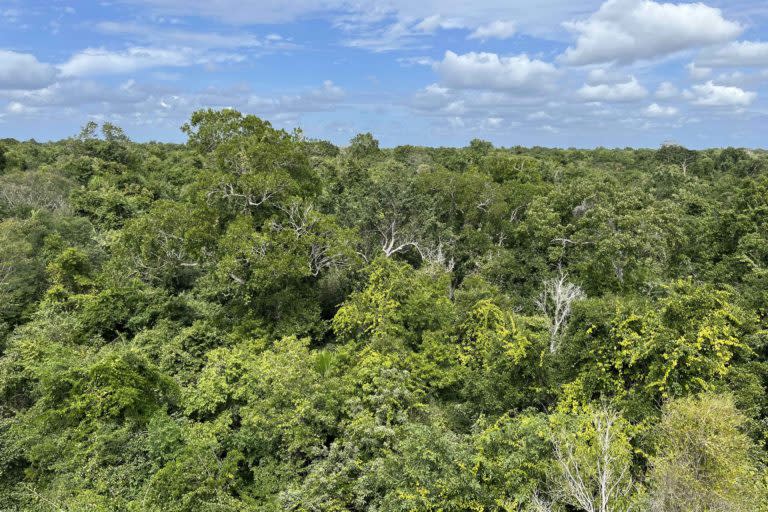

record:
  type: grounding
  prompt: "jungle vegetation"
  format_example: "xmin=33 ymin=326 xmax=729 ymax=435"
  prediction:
xmin=0 ymin=111 xmax=766 ymax=511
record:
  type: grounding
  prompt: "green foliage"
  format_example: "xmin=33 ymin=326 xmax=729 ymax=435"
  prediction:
xmin=347 ymin=132 xmax=380 ymax=160
xmin=0 ymin=111 xmax=767 ymax=509
xmin=0 ymin=142 xmax=7 ymax=172
xmin=545 ymin=404 xmax=640 ymax=512
xmin=649 ymin=393 xmax=767 ymax=511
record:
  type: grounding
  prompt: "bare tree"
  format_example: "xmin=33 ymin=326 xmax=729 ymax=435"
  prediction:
xmin=206 ymin=182 xmax=280 ymax=212
xmin=551 ymin=407 xmax=636 ymax=512
xmin=273 ymin=202 xmax=316 ymax=238
xmin=536 ymin=270 xmax=585 ymax=353
xmin=378 ymin=219 xmax=420 ymax=258
xmin=0 ymin=173 xmax=71 ymax=213
xmin=414 ymin=241 xmax=455 ymax=273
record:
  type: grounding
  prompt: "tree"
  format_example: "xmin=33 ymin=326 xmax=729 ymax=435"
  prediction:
xmin=115 ymin=200 xmax=217 ymax=289
xmin=548 ymin=405 xmax=638 ymax=512
xmin=536 ymin=270 xmax=585 ymax=353
xmin=716 ymin=147 xmax=750 ymax=173
xmin=347 ymin=132 xmax=380 ymax=159
xmin=649 ymin=394 xmax=767 ymax=511
xmin=656 ymin=144 xmax=698 ymax=174
xmin=332 ymin=258 xmax=453 ymax=349
xmin=471 ymin=411 xmax=552 ymax=510
xmin=0 ymin=142 xmax=7 ymax=173
xmin=467 ymin=138 xmax=494 ymax=163
xmin=183 ymin=109 xmax=317 ymax=215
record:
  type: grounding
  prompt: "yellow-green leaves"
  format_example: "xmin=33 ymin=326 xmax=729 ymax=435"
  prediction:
xmin=461 ymin=299 xmax=529 ymax=366
xmin=649 ymin=393 xmax=767 ymax=511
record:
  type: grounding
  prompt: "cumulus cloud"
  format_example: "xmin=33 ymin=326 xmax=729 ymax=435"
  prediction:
xmin=0 ymin=50 xmax=58 ymax=90
xmin=644 ymin=102 xmax=678 ymax=117
xmin=412 ymin=83 xmax=453 ymax=110
xmin=655 ymin=81 xmax=679 ymax=99
xmin=577 ymin=76 xmax=648 ymax=102
xmin=698 ymin=41 xmax=768 ymax=67
xmin=685 ymin=81 xmax=756 ymax=106
xmin=560 ymin=0 xmax=742 ymax=65
xmin=434 ymin=50 xmax=558 ymax=91
xmin=412 ymin=84 xmax=472 ymax=116
xmin=468 ymin=20 xmax=516 ymax=41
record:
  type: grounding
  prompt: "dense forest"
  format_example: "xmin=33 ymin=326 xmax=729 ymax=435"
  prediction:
xmin=0 ymin=110 xmax=766 ymax=511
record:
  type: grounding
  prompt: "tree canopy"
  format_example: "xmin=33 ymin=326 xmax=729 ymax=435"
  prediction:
xmin=0 ymin=112 xmax=766 ymax=511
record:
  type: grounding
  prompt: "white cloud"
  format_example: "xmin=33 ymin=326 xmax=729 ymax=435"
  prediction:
xmin=2 ymin=79 xmax=148 ymax=109
xmin=95 ymin=21 xmax=290 ymax=50
xmin=398 ymin=56 xmax=435 ymax=67
xmin=481 ymin=116 xmax=504 ymax=129
xmin=1 ymin=77 xmax=347 ymax=127
xmin=560 ymin=0 xmax=742 ymax=65
xmin=248 ymin=80 xmax=345 ymax=113
xmin=128 ymin=0 xmax=598 ymax=37
xmin=120 ymin=1 xmax=596 ymax=54
xmin=310 ymin=80 xmax=345 ymax=101
xmin=468 ymin=20 xmax=516 ymax=41
xmin=0 ymin=50 xmax=58 ymax=90
xmin=527 ymin=111 xmax=552 ymax=121
xmin=713 ymin=69 xmax=768 ymax=88
xmin=58 ymin=47 xmax=243 ymax=77
xmin=698 ymin=41 xmax=768 ymax=67
xmin=413 ymin=15 xmax=465 ymax=33
xmin=644 ymin=102 xmax=678 ymax=117
xmin=343 ymin=15 xmax=513 ymax=52
xmin=59 ymin=47 xmax=191 ymax=76
xmin=686 ymin=62 xmax=711 ymax=80
xmin=6 ymin=101 xmax=31 ymax=114
xmin=655 ymin=81 xmax=679 ymax=99
xmin=586 ymin=68 xmax=629 ymax=85
xmin=435 ymin=50 xmax=558 ymax=91
xmin=577 ymin=76 xmax=648 ymax=102
xmin=685 ymin=81 xmax=756 ymax=106
xmin=343 ymin=19 xmax=427 ymax=52
xmin=538 ymin=124 xmax=559 ymax=133
xmin=412 ymin=83 xmax=453 ymax=110
xmin=411 ymin=79 xmax=557 ymax=123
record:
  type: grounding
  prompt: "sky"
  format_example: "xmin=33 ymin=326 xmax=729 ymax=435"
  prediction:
xmin=1 ymin=0 xmax=768 ymax=148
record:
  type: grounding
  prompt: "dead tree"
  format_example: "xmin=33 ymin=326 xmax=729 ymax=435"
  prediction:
xmin=378 ymin=220 xmax=419 ymax=258
xmin=551 ymin=407 xmax=635 ymax=512
xmin=535 ymin=270 xmax=585 ymax=353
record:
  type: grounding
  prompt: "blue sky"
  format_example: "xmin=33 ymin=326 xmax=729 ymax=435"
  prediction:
xmin=1 ymin=0 xmax=768 ymax=148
